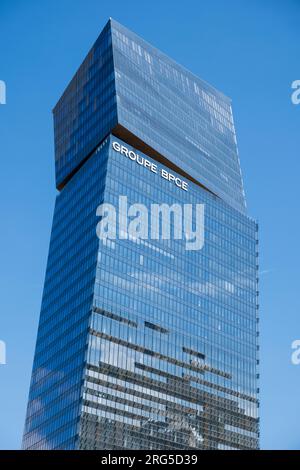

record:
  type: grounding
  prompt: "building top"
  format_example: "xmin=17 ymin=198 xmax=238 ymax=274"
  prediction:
xmin=53 ymin=18 xmax=246 ymax=213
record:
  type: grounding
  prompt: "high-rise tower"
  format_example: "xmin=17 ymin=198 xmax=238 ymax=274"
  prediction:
xmin=23 ymin=19 xmax=259 ymax=450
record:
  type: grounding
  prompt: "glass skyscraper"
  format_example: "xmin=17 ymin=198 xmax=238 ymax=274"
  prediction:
xmin=22 ymin=18 xmax=259 ymax=450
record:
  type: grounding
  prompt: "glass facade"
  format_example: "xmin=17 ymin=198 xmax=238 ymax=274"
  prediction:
xmin=53 ymin=21 xmax=117 ymax=190
xmin=23 ymin=19 xmax=259 ymax=450
xmin=111 ymin=20 xmax=246 ymax=214
xmin=53 ymin=19 xmax=245 ymax=213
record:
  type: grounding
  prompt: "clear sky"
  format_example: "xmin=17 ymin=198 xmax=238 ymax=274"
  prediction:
xmin=0 ymin=0 xmax=299 ymax=450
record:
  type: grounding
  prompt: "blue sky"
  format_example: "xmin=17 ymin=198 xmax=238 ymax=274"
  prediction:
xmin=0 ymin=0 xmax=299 ymax=450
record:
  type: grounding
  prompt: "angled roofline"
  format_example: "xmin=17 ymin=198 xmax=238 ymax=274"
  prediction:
xmin=110 ymin=17 xmax=231 ymax=104
xmin=52 ymin=18 xmax=113 ymax=113
xmin=53 ymin=17 xmax=232 ymax=113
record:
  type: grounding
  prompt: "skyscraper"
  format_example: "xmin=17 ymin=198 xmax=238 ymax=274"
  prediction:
xmin=22 ymin=18 xmax=259 ymax=450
